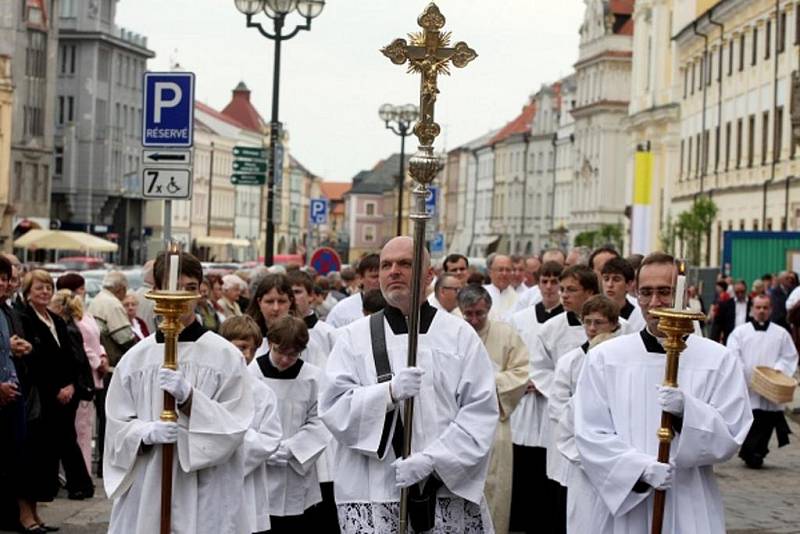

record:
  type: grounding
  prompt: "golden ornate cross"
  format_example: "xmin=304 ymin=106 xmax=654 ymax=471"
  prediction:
xmin=381 ymin=3 xmax=477 ymax=148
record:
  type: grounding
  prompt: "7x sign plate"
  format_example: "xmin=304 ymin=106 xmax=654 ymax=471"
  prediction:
xmin=142 ymin=168 xmax=192 ymax=199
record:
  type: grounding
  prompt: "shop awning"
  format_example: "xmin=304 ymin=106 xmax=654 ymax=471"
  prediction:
xmin=14 ymin=229 xmax=118 ymax=252
xmin=194 ymin=236 xmax=252 ymax=248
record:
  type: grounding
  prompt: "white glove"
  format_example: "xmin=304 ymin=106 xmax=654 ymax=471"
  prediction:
xmin=390 ymin=367 xmax=425 ymax=402
xmin=159 ymin=368 xmax=192 ymax=404
xmin=267 ymin=443 xmax=292 ymax=467
xmin=657 ymin=385 xmax=685 ymax=416
xmin=392 ymin=453 xmax=434 ymax=488
xmin=641 ymin=462 xmax=674 ymax=490
xmin=142 ymin=421 xmax=179 ymax=445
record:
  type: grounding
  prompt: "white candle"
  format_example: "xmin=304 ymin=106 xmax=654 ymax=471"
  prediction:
xmin=168 ymin=254 xmax=179 ymax=291
xmin=674 ymin=275 xmax=686 ymax=310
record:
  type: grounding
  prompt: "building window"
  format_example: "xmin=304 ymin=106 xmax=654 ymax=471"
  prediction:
xmin=67 ymin=96 xmax=74 ymax=122
xmin=752 ymin=27 xmax=758 ymax=65
xmin=714 ymin=125 xmax=721 ymax=171
xmin=796 ymin=6 xmax=800 ymax=45
xmin=687 ymin=137 xmax=693 ymax=177
xmin=696 ymin=133 xmax=702 ymax=176
xmin=753 ymin=219 xmax=760 ymax=231
xmin=54 ymin=146 xmax=63 ymax=178
xmin=748 ymin=114 xmax=756 ymax=168
xmin=24 ymin=31 xmax=47 ymax=138
xmin=57 ymin=96 xmax=64 ymax=125
xmin=782 ymin=216 xmax=787 ymax=230
xmin=100 ymin=0 xmax=112 ymax=22
xmin=364 ymin=225 xmax=376 ymax=243
xmin=679 ymin=139 xmax=685 ymax=178
xmin=779 ymin=11 xmax=787 ymax=53
xmin=736 ymin=118 xmax=743 ymax=168
xmin=707 ymin=51 xmax=713 ymax=86
xmin=766 ymin=218 xmax=773 ymax=231
xmin=739 ymin=33 xmax=745 ymax=71
xmin=762 ymin=110 xmax=770 ymax=165
xmin=729 ymin=39 xmax=734 ymax=75
xmin=766 ymin=19 xmax=771 ymax=59
xmin=717 ymin=46 xmax=723 ymax=82
xmin=703 ymin=130 xmax=710 ymax=174
xmin=775 ymin=105 xmax=784 ymax=162
xmin=739 ymin=219 xmax=746 ymax=230
xmin=725 ymin=121 xmax=732 ymax=171
xmin=690 ymin=62 xmax=695 ymax=94
xmin=59 ymin=45 xmax=76 ymax=74
xmin=365 ymin=202 xmax=376 ymax=216
xmin=698 ymin=55 xmax=704 ymax=90
xmin=12 ymin=162 xmax=22 ymax=202
xmin=98 ymin=48 xmax=110 ymax=83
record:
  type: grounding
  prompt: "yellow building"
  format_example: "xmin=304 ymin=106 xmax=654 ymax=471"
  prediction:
xmin=672 ymin=0 xmax=799 ymax=265
xmin=0 ymin=55 xmax=12 ymax=251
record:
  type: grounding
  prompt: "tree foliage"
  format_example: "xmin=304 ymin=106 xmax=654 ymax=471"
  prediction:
xmin=673 ymin=196 xmax=718 ymax=265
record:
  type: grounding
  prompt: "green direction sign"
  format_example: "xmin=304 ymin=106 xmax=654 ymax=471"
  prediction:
xmin=233 ymin=146 xmax=267 ymax=159
xmin=233 ymin=159 xmax=268 ymax=173
xmin=231 ymin=173 xmax=266 ymax=186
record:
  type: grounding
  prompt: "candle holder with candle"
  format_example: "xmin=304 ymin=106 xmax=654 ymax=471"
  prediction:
xmin=144 ymin=243 xmax=199 ymax=534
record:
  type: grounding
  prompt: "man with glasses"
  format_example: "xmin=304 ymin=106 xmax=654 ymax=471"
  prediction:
xmin=573 ymin=252 xmax=752 ymax=534
xmin=458 ymin=284 xmax=528 ymax=534
xmin=485 ymin=254 xmax=519 ymax=321
xmin=429 ymin=272 xmax=464 ymax=317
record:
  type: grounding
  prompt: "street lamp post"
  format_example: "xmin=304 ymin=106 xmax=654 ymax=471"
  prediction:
xmin=234 ymin=0 xmax=325 ymax=266
xmin=380 ymin=103 xmax=419 ymax=236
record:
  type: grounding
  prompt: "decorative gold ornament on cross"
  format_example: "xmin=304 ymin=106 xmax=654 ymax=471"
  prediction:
xmin=381 ymin=5 xmax=476 ymax=534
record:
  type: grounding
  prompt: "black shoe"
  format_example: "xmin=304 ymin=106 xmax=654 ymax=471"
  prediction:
xmin=19 ymin=524 xmax=47 ymax=534
xmin=67 ymin=490 xmax=92 ymax=500
xmin=742 ymin=454 xmax=764 ymax=469
xmin=39 ymin=524 xmax=60 ymax=532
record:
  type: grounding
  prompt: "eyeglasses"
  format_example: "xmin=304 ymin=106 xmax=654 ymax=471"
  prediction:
xmin=637 ymin=286 xmax=673 ymax=301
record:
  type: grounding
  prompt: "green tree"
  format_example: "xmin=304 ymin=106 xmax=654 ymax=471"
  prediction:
xmin=673 ymin=196 xmax=719 ymax=265
xmin=574 ymin=230 xmax=597 ymax=248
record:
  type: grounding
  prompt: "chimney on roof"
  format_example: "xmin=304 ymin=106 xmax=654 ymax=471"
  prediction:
xmin=233 ymin=81 xmax=251 ymax=102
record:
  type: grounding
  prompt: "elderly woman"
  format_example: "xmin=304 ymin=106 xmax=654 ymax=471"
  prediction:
xmin=17 ymin=271 xmax=94 ymax=532
xmin=218 ymin=274 xmax=246 ymax=319
xmin=122 ymin=290 xmax=150 ymax=340
xmin=55 ymin=272 xmax=109 ymax=475
xmin=196 ymin=277 xmax=223 ymax=332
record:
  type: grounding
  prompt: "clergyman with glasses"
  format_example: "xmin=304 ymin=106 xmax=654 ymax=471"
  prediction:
xmin=572 ymin=251 xmax=752 ymax=534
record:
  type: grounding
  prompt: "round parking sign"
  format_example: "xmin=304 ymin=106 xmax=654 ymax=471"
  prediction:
xmin=310 ymin=247 xmax=342 ymax=275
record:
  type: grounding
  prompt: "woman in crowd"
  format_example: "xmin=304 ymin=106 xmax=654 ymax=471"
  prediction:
xmin=122 ymin=290 xmax=149 ymax=340
xmin=17 ymin=271 xmax=94 ymax=533
xmin=246 ymin=273 xmax=296 ymax=354
xmin=196 ymin=277 xmax=223 ymax=332
xmin=218 ymin=274 xmax=246 ymax=319
xmin=55 ymin=273 xmax=109 ymax=472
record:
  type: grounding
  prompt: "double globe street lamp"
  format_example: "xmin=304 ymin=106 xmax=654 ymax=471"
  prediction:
xmin=379 ymin=103 xmax=419 ymax=236
xmin=233 ymin=0 xmax=325 ymax=266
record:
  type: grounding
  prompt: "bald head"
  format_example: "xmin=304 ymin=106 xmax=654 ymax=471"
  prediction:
xmin=379 ymin=236 xmax=433 ymax=314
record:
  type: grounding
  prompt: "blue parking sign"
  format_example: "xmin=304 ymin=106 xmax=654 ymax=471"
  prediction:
xmin=310 ymin=199 xmax=328 ymax=225
xmin=142 ymin=72 xmax=195 ymax=147
xmin=425 ymin=186 xmax=438 ymax=217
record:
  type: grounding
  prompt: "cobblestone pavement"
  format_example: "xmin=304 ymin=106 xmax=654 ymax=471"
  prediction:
xmin=4 ymin=418 xmax=800 ymax=533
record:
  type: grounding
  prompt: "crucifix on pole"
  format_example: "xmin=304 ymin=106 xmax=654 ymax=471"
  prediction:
xmin=381 ymin=4 xmax=476 ymax=533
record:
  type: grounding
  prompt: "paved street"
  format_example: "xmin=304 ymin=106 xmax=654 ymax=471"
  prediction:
xmin=4 ymin=418 xmax=800 ymax=533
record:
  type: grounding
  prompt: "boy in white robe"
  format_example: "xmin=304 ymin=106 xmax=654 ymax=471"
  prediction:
xmin=249 ymin=315 xmax=331 ymax=532
xmin=287 ymin=270 xmax=340 ymax=532
xmin=530 ymin=264 xmax=599 ymax=533
xmin=550 ymin=296 xmax=621 ymax=534
xmin=220 ymin=316 xmax=284 ymax=534
xmin=507 ymin=261 xmax=564 ymax=534
xmin=601 ymin=257 xmax=646 ymax=331
xmin=726 ymin=294 xmax=798 ymax=468
xmin=320 ymin=236 xmax=499 ymax=534
xmin=325 ymin=254 xmax=380 ymax=328
xmin=104 ymin=252 xmax=254 ymax=534
xmin=573 ymin=252 xmax=753 ymax=534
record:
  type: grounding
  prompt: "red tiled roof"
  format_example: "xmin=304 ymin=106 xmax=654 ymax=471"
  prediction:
xmin=221 ymin=82 xmax=266 ymax=133
xmin=195 ymin=101 xmax=250 ymax=130
xmin=320 ymin=182 xmax=351 ymax=200
xmin=490 ymin=102 xmax=537 ymax=145
xmin=610 ymin=0 xmax=634 ymax=15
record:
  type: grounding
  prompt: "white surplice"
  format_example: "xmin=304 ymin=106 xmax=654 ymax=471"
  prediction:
xmin=509 ymin=302 xmax=564 ymax=448
xmin=249 ymin=356 xmax=330 ymax=517
xmin=484 ymin=284 xmax=519 ymax=322
xmin=239 ymin=376 xmax=283 ymax=533
xmin=104 ymin=323 xmax=254 ymax=534
xmin=325 ymin=292 xmax=364 ymax=328
xmin=512 ymin=285 xmax=542 ymax=313
xmin=573 ymin=331 xmax=753 ymax=534
xmin=319 ymin=304 xmax=499 ymax=534
xmin=726 ymin=320 xmax=799 ymax=411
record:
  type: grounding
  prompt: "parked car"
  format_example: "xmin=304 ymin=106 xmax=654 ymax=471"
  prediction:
xmin=58 ymin=256 xmax=107 ymax=271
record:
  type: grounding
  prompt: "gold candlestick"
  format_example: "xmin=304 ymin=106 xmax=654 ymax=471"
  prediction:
xmin=649 ymin=308 xmax=704 ymax=534
xmin=144 ymin=290 xmax=198 ymax=534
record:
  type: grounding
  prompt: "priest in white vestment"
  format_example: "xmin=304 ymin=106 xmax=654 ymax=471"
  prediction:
xmin=427 ymin=272 xmax=464 ymax=317
xmin=726 ymin=294 xmax=798 ymax=468
xmin=104 ymin=252 xmax=254 ymax=534
xmin=320 ymin=237 xmax=499 ymax=533
xmin=507 ymin=261 xmax=564 ymax=533
xmin=574 ymin=252 xmax=752 ymax=534
xmin=459 ymin=284 xmax=528 ymax=534
xmin=325 ymin=254 xmax=380 ymax=328
xmin=484 ymin=254 xmax=518 ymax=322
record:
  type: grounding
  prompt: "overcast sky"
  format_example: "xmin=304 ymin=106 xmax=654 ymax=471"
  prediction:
xmin=117 ymin=0 xmax=585 ymax=182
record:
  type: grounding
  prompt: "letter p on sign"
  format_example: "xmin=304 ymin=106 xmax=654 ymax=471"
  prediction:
xmin=153 ymin=82 xmax=182 ymax=123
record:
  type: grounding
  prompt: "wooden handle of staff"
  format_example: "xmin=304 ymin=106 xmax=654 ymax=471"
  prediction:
xmin=160 ymin=390 xmax=176 ymax=534
xmin=650 ymin=410 xmax=673 ymax=534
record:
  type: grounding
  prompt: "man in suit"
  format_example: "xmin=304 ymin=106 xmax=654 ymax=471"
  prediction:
xmin=713 ymin=280 xmax=752 ymax=345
